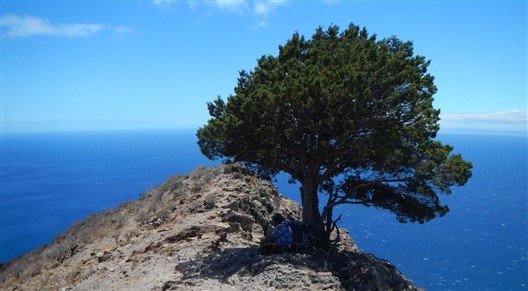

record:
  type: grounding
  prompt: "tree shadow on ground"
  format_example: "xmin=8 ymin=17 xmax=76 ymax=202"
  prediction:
xmin=174 ymin=246 xmax=258 ymax=282
xmin=172 ymin=246 xmax=331 ymax=283
xmin=167 ymin=246 xmax=418 ymax=291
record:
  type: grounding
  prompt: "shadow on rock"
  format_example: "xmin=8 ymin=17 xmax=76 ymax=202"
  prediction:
xmin=166 ymin=246 xmax=341 ymax=289
xmin=330 ymin=250 xmax=420 ymax=291
xmin=174 ymin=246 xmax=259 ymax=282
xmin=167 ymin=246 xmax=419 ymax=291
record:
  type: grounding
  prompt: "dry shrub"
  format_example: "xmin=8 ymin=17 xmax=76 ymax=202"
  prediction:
xmin=185 ymin=200 xmax=202 ymax=214
xmin=156 ymin=209 xmax=171 ymax=223
xmin=191 ymin=179 xmax=204 ymax=193
xmin=158 ymin=175 xmax=186 ymax=197
xmin=46 ymin=242 xmax=72 ymax=264
xmin=112 ymin=230 xmax=121 ymax=245
xmin=123 ymin=230 xmax=137 ymax=244
xmin=148 ymin=203 xmax=158 ymax=213
xmin=112 ymin=214 xmax=127 ymax=229
xmin=204 ymin=193 xmax=216 ymax=209
xmin=136 ymin=211 xmax=150 ymax=226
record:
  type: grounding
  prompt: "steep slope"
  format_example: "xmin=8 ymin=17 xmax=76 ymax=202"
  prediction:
xmin=1 ymin=164 xmax=421 ymax=290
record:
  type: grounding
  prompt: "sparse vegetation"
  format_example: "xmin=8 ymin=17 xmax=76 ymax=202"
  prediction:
xmin=10 ymin=262 xmax=25 ymax=279
xmin=157 ymin=175 xmax=186 ymax=196
xmin=224 ymin=163 xmax=252 ymax=179
xmin=0 ymin=164 xmax=419 ymax=290
xmin=185 ymin=200 xmax=202 ymax=214
xmin=123 ymin=230 xmax=137 ymax=244
xmin=137 ymin=211 xmax=150 ymax=226
xmin=191 ymin=178 xmax=204 ymax=193
xmin=156 ymin=209 xmax=171 ymax=223
xmin=112 ymin=230 xmax=121 ymax=245
xmin=204 ymin=193 xmax=216 ymax=209
xmin=112 ymin=214 xmax=127 ymax=229
xmin=45 ymin=241 xmax=72 ymax=264
xmin=148 ymin=203 xmax=159 ymax=213
xmin=0 ymin=165 xmax=284 ymax=289
xmin=166 ymin=201 xmax=178 ymax=211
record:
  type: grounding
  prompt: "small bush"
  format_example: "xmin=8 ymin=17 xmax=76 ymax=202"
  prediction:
xmin=190 ymin=166 xmax=208 ymax=177
xmin=172 ymin=187 xmax=185 ymax=198
xmin=136 ymin=212 xmax=150 ymax=226
xmin=185 ymin=200 xmax=202 ymax=214
xmin=123 ymin=230 xmax=137 ymax=244
xmin=140 ymin=188 xmax=161 ymax=201
xmin=223 ymin=163 xmax=252 ymax=177
xmin=26 ymin=260 xmax=42 ymax=277
xmin=10 ymin=262 xmax=25 ymax=279
xmin=159 ymin=175 xmax=186 ymax=194
xmin=191 ymin=179 xmax=204 ymax=193
xmin=166 ymin=201 xmax=178 ymax=211
xmin=154 ymin=189 xmax=165 ymax=201
xmin=156 ymin=209 xmax=170 ymax=223
xmin=112 ymin=230 xmax=121 ymax=245
xmin=148 ymin=203 xmax=158 ymax=213
xmin=0 ymin=270 xmax=7 ymax=284
xmin=46 ymin=243 xmax=71 ymax=264
xmin=204 ymin=194 xmax=216 ymax=209
xmin=112 ymin=214 xmax=127 ymax=229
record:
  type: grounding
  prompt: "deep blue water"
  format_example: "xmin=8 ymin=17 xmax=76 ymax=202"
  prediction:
xmin=1 ymin=130 xmax=526 ymax=290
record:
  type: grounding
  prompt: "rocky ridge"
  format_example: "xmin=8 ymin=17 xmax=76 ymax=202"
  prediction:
xmin=1 ymin=164 xmax=422 ymax=290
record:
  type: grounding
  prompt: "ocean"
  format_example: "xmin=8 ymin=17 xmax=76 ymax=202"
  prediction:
xmin=1 ymin=129 xmax=526 ymax=290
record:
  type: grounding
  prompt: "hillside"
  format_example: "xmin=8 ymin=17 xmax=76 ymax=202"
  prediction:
xmin=1 ymin=164 xmax=422 ymax=290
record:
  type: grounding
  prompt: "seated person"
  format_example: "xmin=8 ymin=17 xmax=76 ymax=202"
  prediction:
xmin=259 ymin=213 xmax=293 ymax=255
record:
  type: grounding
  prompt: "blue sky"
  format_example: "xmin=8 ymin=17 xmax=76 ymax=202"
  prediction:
xmin=1 ymin=0 xmax=527 ymax=134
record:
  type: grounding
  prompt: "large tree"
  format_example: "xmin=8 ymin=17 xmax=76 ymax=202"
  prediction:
xmin=197 ymin=24 xmax=472 ymax=247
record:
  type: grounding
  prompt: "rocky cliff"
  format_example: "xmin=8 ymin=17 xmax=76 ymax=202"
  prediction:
xmin=1 ymin=164 xmax=422 ymax=290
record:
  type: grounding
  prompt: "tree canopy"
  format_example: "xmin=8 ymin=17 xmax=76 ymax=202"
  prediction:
xmin=197 ymin=23 xmax=472 ymax=247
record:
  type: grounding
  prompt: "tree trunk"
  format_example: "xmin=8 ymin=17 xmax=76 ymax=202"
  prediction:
xmin=300 ymin=178 xmax=326 ymax=248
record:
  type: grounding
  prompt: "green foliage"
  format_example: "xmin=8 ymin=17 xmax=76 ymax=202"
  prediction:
xmin=197 ymin=23 xmax=472 ymax=246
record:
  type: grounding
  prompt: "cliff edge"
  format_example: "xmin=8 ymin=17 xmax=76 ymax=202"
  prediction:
xmin=1 ymin=164 xmax=422 ymax=290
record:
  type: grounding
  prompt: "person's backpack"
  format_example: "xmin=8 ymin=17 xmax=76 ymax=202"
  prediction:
xmin=287 ymin=218 xmax=309 ymax=252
